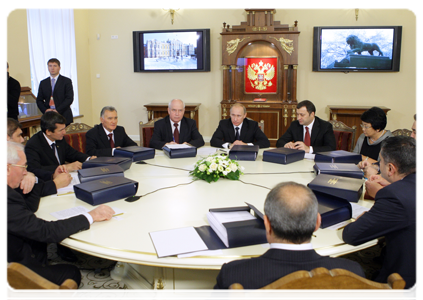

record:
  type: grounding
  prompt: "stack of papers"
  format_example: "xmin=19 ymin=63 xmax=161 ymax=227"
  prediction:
xmin=206 ymin=211 xmax=256 ymax=247
xmin=56 ymin=172 xmax=80 ymax=195
xmin=165 ymin=144 xmax=194 ymax=149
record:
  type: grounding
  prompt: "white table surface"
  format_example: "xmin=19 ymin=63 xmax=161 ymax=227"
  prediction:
xmin=34 ymin=147 xmax=376 ymax=270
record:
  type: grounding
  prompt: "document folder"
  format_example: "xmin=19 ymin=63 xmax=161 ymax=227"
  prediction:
xmin=114 ymin=146 xmax=155 ymax=162
xmin=313 ymin=163 xmax=363 ymax=179
xmin=262 ymin=148 xmax=305 ymax=165
xmin=74 ymin=176 xmax=138 ymax=205
xmin=77 ymin=165 xmax=124 ymax=183
xmin=207 ymin=203 xmax=266 ymax=248
xmin=82 ymin=157 xmax=132 ymax=171
xmin=314 ymin=150 xmax=362 ymax=164
xmin=163 ymin=145 xmax=197 ymax=158
xmin=308 ymin=174 xmax=364 ymax=203
xmin=314 ymin=190 xmax=352 ymax=228
xmin=229 ymin=145 xmax=259 ymax=161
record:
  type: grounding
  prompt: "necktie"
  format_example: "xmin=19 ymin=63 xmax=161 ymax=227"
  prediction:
xmin=51 ymin=143 xmax=60 ymax=164
xmin=108 ymin=133 xmax=115 ymax=148
xmin=304 ymin=126 xmax=311 ymax=147
xmin=173 ymin=123 xmax=180 ymax=144
xmin=235 ymin=127 xmax=240 ymax=141
xmin=51 ymin=78 xmax=56 ymax=94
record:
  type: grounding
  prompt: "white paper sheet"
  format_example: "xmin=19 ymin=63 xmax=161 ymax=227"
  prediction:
xmin=56 ymin=172 xmax=80 ymax=196
xmin=50 ymin=206 xmax=125 ymax=221
xmin=196 ymin=147 xmax=219 ymax=156
xmin=165 ymin=144 xmax=194 ymax=149
xmin=149 ymin=227 xmax=208 ymax=258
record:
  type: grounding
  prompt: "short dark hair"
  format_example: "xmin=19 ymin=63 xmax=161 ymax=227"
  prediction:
xmin=40 ymin=111 xmax=67 ymax=133
xmin=264 ymin=182 xmax=318 ymax=244
xmin=414 ymin=114 xmax=416 ymax=121
xmin=297 ymin=100 xmax=316 ymax=115
xmin=7 ymin=118 xmax=22 ymax=138
xmin=47 ymin=58 xmax=61 ymax=67
xmin=380 ymin=136 xmax=415 ymax=176
xmin=360 ymin=107 xmax=387 ymax=131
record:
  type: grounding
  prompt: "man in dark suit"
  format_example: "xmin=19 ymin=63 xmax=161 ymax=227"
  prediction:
xmin=7 ymin=62 xmax=21 ymax=120
xmin=36 ymin=58 xmax=74 ymax=126
xmin=25 ymin=111 xmax=95 ymax=182
xmin=343 ymin=136 xmax=415 ymax=288
xmin=210 ymin=103 xmax=270 ymax=149
xmin=86 ymin=106 xmax=138 ymax=157
xmin=214 ymin=181 xmax=364 ymax=289
xmin=276 ymin=100 xmax=336 ymax=153
xmin=7 ymin=141 xmax=115 ymax=287
xmin=7 ymin=118 xmax=71 ymax=196
xmin=149 ymin=99 xmax=205 ymax=149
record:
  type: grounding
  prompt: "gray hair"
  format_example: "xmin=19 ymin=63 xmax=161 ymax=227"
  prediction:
xmin=264 ymin=181 xmax=318 ymax=244
xmin=8 ymin=141 xmax=25 ymax=164
xmin=100 ymin=106 xmax=117 ymax=118
xmin=168 ymin=99 xmax=185 ymax=109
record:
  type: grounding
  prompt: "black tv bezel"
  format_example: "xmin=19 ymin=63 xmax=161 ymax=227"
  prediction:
xmin=133 ymin=28 xmax=211 ymax=73
xmin=312 ymin=26 xmax=402 ymax=72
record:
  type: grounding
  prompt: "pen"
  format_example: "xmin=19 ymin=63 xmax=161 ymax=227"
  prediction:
xmin=113 ymin=213 xmax=124 ymax=217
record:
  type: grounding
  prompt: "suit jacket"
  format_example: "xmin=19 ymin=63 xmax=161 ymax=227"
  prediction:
xmin=214 ymin=248 xmax=365 ymax=289
xmin=25 ymin=131 xmax=89 ymax=181
xmin=7 ymin=75 xmax=21 ymax=120
xmin=343 ymin=173 xmax=416 ymax=288
xmin=36 ymin=75 xmax=74 ymax=125
xmin=149 ymin=116 xmax=205 ymax=150
xmin=7 ymin=185 xmax=90 ymax=267
xmin=210 ymin=118 xmax=270 ymax=148
xmin=86 ymin=124 xmax=138 ymax=157
xmin=275 ymin=116 xmax=336 ymax=152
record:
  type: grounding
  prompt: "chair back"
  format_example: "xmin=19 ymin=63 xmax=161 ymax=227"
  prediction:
xmin=229 ymin=267 xmax=405 ymax=289
xmin=139 ymin=118 xmax=163 ymax=147
xmin=64 ymin=123 xmax=93 ymax=153
xmin=329 ymin=120 xmax=357 ymax=151
xmin=7 ymin=262 xmax=78 ymax=289
xmin=392 ymin=129 xmax=412 ymax=137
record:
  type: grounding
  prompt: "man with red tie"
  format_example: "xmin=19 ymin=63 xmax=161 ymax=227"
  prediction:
xmin=149 ymin=99 xmax=205 ymax=150
xmin=276 ymin=100 xmax=336 ymax=153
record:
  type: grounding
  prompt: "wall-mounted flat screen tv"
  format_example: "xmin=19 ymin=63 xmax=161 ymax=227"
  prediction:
xmin=133 ymin=29 xmax=210 ymax=72
xmin=312 ymin=26 xmax=402 ymax=72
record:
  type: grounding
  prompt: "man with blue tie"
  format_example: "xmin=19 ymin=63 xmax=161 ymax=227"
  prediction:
xmin=276 ymin=100 xmax=336 ymax=153
xmin=36 ymin=58 xmax=74 ymax=126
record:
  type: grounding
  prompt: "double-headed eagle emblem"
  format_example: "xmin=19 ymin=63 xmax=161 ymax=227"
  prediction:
xmin=247 ymin=60 xmax=275 ymax=91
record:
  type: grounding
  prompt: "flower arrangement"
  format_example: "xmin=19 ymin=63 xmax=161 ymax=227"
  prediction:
xmin=190 ymin=153 xmax=244 ymax=183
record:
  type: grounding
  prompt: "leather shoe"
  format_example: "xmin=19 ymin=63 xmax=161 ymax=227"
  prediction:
xmin=57 ymin=244 xmax=78 ymax=262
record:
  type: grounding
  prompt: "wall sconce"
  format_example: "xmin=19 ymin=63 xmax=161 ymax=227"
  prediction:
xmin=164 ymin=9 xmax=180 ymax=25
xmin=355 ymin=9 xmax=359 ymax=21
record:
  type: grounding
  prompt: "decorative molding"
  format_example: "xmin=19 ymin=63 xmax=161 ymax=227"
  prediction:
xmin=269 ymin=36 xmax=294 ymax=55
xmin=226 ymin=37 xmax=249 ymax=55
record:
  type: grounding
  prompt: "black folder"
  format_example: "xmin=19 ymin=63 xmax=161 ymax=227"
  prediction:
xmin=313 ymin=163 xmax=363 ymax=179
xmin=229 ymin=145 xmax=259 ymax=161
xmin=77 ymin=165 xmax=124 ymax=183
xmin=163 ymin=145 xmax=197 ymax=158
xmin=82 ymin=157 xmax=132 ymax=171
xmin=314 ymin=190 xmax=352 ymax=228
xmin=314 ymin=150 xmax=362 ymax=164
xmin=74 ymin=176 xmax=138 ymax=205
xmin=262 ymin=148 xmax=305 ymax=165
xmin=307 ymin=174 xmax=364 ymax=203
xmin=114 ymin=146 xmax=155 ymax=162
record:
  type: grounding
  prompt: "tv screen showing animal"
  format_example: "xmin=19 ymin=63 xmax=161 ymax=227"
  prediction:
xmin=319 ymin=28 xmax=395 ymax=70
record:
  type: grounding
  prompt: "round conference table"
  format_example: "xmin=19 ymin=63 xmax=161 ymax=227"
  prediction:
xmin=35 ymin=147 xmax=376 ymax=289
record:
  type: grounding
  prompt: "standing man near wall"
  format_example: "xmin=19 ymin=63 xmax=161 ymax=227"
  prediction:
xmin=36 ymin=58 xmax=74 ymax=126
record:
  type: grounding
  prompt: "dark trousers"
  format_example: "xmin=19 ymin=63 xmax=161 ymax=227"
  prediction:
xmin=25 ymin=262 xmax=81 ymax=287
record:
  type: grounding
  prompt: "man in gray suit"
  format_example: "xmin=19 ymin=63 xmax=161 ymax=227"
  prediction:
xmin=214 ymin=181 xmax=364 ymax=289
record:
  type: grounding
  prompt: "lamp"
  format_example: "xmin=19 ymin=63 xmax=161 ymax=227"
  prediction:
xmin=164 ymin=9 xmax=180 ymax=25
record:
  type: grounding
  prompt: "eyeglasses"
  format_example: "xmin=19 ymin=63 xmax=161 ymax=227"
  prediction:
xmin=8 ymin=163 xmax=28 ymax=169
xmin=360 ymin=124 xmax=372 ymax=129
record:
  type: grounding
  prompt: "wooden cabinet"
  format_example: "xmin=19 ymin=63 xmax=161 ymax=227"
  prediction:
xmin=144 ymin=103 xmax=201 ymax=127
xmin=220 ymin=9 xmax=300 ymax=147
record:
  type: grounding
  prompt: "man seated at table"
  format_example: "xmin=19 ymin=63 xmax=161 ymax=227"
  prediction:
xmin=25 ymin=111 xmax=96 ymax=182
xmin=210 ymin=103 xmax=270 ymax=149
xmin=149 ymin=99 xmax=205 ymax=149
xmin=363 ymin=114 xmax=416 ymax=197
xmin=343 ymin=136 xmax=415 ymax=288
xmin=276 ymin=100 xmax=336 ymax=153
xmin=86 ymin=106 xmax=137 ymax=157
xmin=7 ymin=141 xmax=115 ymax=287
xmin=7 ymin=118 xmax=72 ymax=196
xmin=214 ymin=181 xmax=364 ymax=289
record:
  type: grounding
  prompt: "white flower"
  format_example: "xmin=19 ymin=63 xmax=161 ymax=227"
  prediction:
xmin=218 ymin=165 xmax=224 ymax=172
xmin=226 ymin=168 xmax=232 ymax=174
xmin=198 ymin=164 xmax=207 ymax=172
xmin=230 ymin=163 xmax=238 ymax=172
xmin=223 ymin=170 xmax=228 ymax=175
xmin=210 ymin=163 xmax=218 ymax=171
xmin=206 ymin=156 xmax=214 ymax=162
